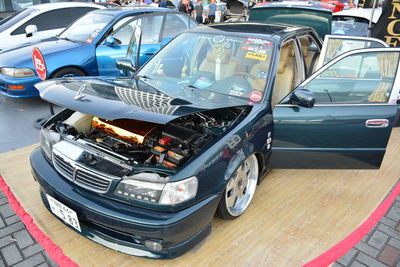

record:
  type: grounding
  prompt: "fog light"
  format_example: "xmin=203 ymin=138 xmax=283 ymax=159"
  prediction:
xmin=144 ymin=240 xmax=163 ymax=252
xmin=8 ymin=85 xmax=25 ymax=90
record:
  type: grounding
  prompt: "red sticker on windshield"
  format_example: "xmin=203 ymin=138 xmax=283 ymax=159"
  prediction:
xmin=32 ymin=47 xmax=46 ymax=81
xmin=249 ymin=91 xmax=263 ymax=102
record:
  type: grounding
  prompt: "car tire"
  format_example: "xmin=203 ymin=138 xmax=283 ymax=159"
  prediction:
xmin=51 ymin=67 xmax=86 ymax=78
xmin=216 ymin=154 xmax=259 ymax=220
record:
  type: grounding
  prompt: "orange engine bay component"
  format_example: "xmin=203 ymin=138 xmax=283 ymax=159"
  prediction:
xmin=91 ymin=117 xmax=158 ymax=144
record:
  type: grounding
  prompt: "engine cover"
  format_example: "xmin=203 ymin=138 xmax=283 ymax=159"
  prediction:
xmin=91 ymin=117 xmax=158 ymax=144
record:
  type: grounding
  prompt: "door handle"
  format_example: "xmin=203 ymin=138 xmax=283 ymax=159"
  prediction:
xmin=144 ymin=52 xmax=154 ymax=56
xmin=365 ymin=119 xmax=389 ymax=128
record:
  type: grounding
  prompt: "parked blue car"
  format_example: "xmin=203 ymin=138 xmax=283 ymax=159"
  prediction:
xmin=0 ymin=7 xmax=197 ymax=98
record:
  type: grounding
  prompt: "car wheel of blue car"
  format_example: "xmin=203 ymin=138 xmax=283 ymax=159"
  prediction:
xmin=217 ymin=154 xmax=259 ymax=220
xmin=52 ymin=67 xmax=86 ymax=79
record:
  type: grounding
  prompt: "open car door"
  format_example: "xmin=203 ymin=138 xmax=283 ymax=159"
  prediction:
xmin=270 ymin=48 xmax=399 ymax=169
xmin=315 ymin=35 xmax=388 ymax=70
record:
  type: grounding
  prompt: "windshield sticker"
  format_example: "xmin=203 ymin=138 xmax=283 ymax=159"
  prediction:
xmin=241 ymin=46 xmax=267 ymax=55
xmin=213 ymin=35 xmax=226 ymax=43
xmin=228 ymin=84 xmax=247 ymax=97
xmin=245 ymin=51 xmax=267 ymax=61
xmin=245 ymin=38 xmax=272 ymax=46
xmin=91 ymin=28 xmax=102 ymax=38
xmin=86 ymin=28 xmax=102 ymax=43
xmin=257 ymin=71 xmax=268 ymax=79
xmin=249 ymin=91 xmax=263 ymax=102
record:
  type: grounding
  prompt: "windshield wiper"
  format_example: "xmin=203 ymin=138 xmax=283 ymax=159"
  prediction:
xmin=58 ymin=36 xmax=76 ymax=42
xmin=181 ymin=84 xmax=198 ymax=90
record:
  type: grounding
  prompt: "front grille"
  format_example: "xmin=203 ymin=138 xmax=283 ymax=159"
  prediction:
xmin=75 ymin=169 xmax=111 ymax=192
xmin=53 ymin=154 xmax=74 ymax=181
xmin=52 ymin=146 xmax=115 ymax=194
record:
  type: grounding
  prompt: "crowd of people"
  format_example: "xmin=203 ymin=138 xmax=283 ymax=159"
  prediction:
xmin=107 ymin=0 xmax=219 ymax=24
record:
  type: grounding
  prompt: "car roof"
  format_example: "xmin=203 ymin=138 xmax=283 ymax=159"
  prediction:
xmin=188 ymin=22 xmax=308 ymax=41
xmin=334 ymin=7 xmax=382 ymax=23
xmin=93 ymin=6 xmax=173 ymax=16
xmin=27 ymin=2 xmax=104 ymax=11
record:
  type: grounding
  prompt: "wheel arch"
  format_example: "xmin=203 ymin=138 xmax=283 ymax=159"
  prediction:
xmin=49 ymin=65 xmax=89 ymax=78
xmin=254 ymin=151 xmax=270 ymax=184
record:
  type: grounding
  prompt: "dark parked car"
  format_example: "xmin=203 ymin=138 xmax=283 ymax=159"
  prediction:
xmin=30 ymin=23 xmax=400 ymax=259
xmin=248 ymin=1 xmax=333 ymax=39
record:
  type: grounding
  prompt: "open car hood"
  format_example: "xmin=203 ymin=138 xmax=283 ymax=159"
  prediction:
xmin=35 ymin=77 xmax=250 ymax=124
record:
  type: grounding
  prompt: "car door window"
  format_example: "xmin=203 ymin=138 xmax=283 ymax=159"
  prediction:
xmin=11 ymin=7 xmax=97 ymax=35
xmin=317 ymin=35 xmax=388 ymax=68
xmin=303 ymin=51 xmax=399 ymax=104
xmin=162 ymin=13 xmax=196 ymax=39
xmin=271 ymin=40 xmax=304 ymax=107
xmin=112 ymin=15 xmax=163 ymax=45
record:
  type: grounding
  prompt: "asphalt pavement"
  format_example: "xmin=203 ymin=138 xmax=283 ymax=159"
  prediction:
xmin=0 ymin=95 xmax=60 ymax=153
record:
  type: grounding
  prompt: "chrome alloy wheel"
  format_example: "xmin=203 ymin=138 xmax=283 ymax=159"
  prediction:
xmin=225 ymin=154 xmax=259 ymax=217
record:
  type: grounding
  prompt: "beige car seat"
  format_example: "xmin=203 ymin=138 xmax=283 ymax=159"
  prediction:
xmin=250 ymin=63 xmax=268 ymax=91
xmin=271 ymin=45 xmax=294 ymax=107
xmin=199 ymin=49 xmax=237 ymax=80
xmin=300 ymin=38 xmax=320 ymax=74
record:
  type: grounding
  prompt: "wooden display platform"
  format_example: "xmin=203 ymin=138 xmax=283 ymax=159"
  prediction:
xmin=1 ymin=129 xmax=400 ymax=266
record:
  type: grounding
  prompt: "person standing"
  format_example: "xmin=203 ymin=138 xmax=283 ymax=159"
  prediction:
xmin=159 ymin=0 xmax=167 ymax=7
xmin=208 ymin=0 xmax=217 ymax=24
xmin=248 ymin=0 xmax=256 ymax=8
xmin=194 ymin=0 xmax=204 ymax=24
xmin=179 ymin=0 xmax=191 ymax=14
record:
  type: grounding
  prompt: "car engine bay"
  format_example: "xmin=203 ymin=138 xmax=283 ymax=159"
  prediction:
xmin=44 ymin=106 xmax=249 ymax=177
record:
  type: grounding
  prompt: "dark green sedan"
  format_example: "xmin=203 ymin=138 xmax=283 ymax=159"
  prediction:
xmin=30 ymin=23 xmax=400 ymax=259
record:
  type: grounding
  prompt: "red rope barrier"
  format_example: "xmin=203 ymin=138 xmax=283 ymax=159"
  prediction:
xmin=303 ymin=180 xmax=400 ymax=267
xmin=0 ymin=176 xmax=78 ymax=267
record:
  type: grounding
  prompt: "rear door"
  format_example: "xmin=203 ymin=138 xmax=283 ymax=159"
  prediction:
xmin=270 ymin=48 xmax=399 ymax=169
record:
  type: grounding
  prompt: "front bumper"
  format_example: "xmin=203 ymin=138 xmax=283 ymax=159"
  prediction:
xmin=0 ymin=74 xmax=40 ymax=98
xmin=30 ymin=148 xmax=220 ymax=259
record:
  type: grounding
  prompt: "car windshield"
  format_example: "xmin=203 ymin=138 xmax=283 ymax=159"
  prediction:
xmin=58 ymin=13 xmax=113 ymax=43
xmin=332 ymin=16 xmax=370 ymax=36
xmin=0 ymin=8 xmax=36 ymax=33
xmin=138 ymin=32 xmax=274 ymax=103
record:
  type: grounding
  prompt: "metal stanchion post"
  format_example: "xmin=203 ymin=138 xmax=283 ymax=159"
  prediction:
xmin=33 ymin=102 xmax=54 ymax=130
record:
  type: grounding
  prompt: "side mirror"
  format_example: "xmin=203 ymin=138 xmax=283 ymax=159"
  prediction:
xmin=289 ymin=88 xmax=315 ymax=108
xmin=105 ymin=35 xmax=117 ymax=46
xmin=25 ymin=25 xmax=38 ymax=38
xmin=116 ymin=58 xmax=136 ymax=74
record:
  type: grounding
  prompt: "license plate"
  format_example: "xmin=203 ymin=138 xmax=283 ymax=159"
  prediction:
xmin=46 ymin=194 xmax=81 ymax=232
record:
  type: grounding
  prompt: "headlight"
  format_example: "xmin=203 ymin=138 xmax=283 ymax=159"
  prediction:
xmin=40 ymin=126 xmax=60 ymax=160
xmin=115 ymin=174 xmax=198 ymax=205
xmin=159 ymin=177 xmax=198 ymax=205
xmin=1 ymin=67 xmax=35 ymax=77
